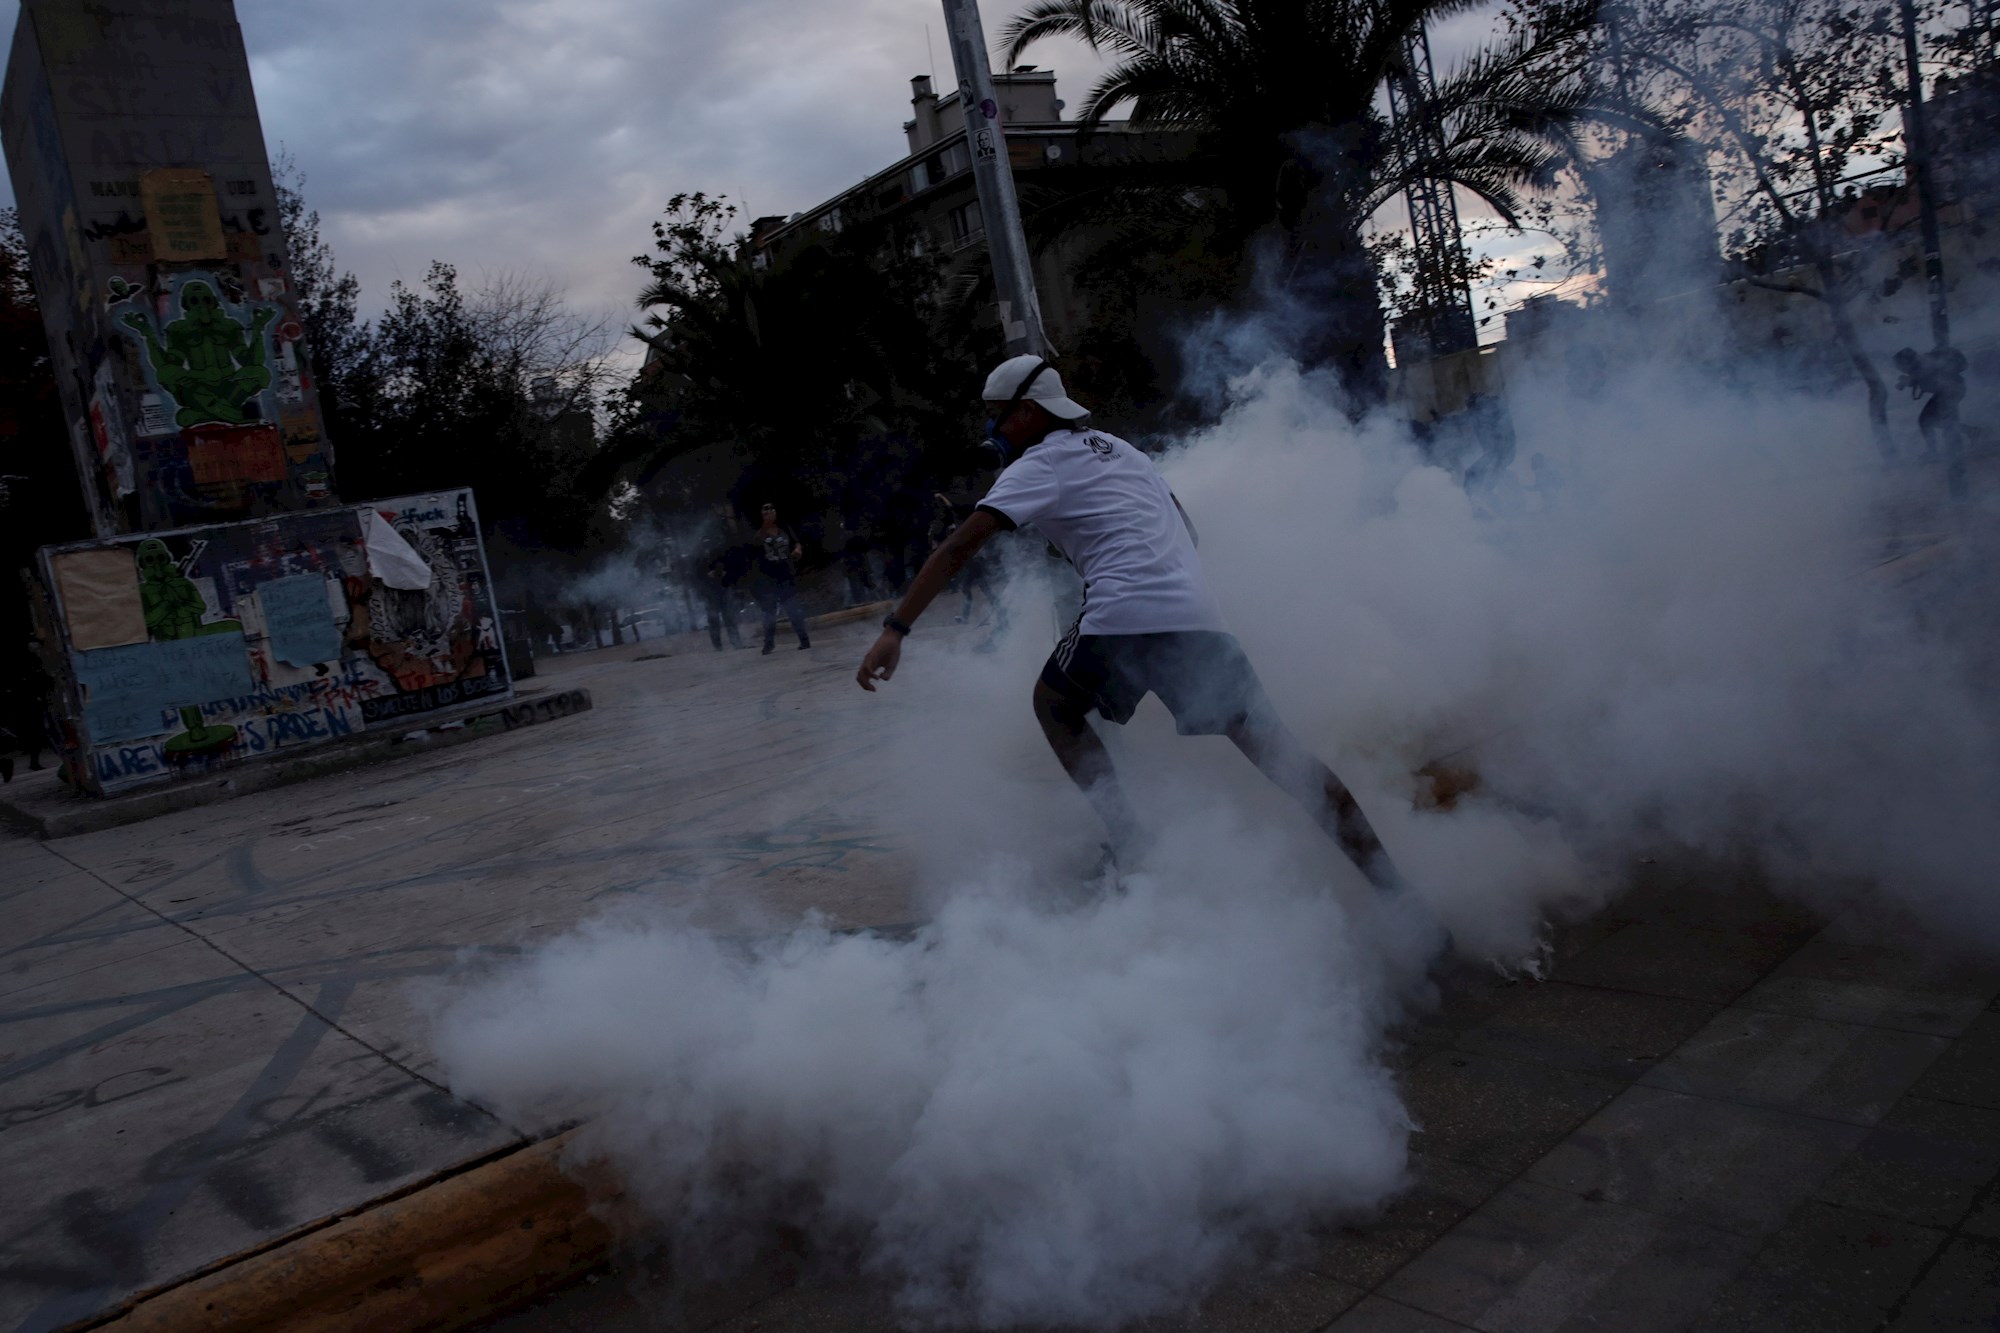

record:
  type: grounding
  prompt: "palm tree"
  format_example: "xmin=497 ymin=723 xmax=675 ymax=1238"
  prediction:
xmin=1002 ymin=0 xmax=1600 ymax=404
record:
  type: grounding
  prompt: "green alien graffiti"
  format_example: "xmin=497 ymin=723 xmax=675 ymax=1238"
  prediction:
xmin=119 ymin=280 xmax=275 ymax=428
xmin=133 ymin=538 xmax=242 ymax=760
xmin=135 ymin=538 xmax=240 ymax=641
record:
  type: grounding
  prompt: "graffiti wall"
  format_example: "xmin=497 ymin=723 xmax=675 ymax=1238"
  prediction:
xmin=38 ymin=489 xmax=511 ymax=795
xmin=1 ymin=0 xmax=338 ymax=534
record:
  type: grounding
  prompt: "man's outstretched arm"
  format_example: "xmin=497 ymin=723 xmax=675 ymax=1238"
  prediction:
xmin=856 ymin=509 xmax=1004 ymax=691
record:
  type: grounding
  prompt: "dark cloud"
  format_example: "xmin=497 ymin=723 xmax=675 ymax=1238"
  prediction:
xmin=3 ymin=1 xmax=1547 ymax=343
xmin=1 ymin=0 xmax=1106 ymax=326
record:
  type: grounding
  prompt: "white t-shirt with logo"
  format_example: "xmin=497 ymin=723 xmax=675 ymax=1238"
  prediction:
xmin=978 ymin=428 xmax=1226 ymax=636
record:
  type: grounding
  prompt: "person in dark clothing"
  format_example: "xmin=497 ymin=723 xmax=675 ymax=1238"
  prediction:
xmin=696 ymin=548 xmax=747 ymax=650
xmin=1895 ymin=346 xmax=1970 ymax=498
xmin=0 ymin=642 xmax=51 ymax=783
xmin=841 ymin=532 xmax=878 ymax=607
xmin=929 ymin=492 xmax=1009 ymax=633
xmin=753 ymin=502 xmax=811 ymax=653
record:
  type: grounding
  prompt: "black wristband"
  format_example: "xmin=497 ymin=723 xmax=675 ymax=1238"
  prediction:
xmin=883 ymin=615 xmax=912 ymax=637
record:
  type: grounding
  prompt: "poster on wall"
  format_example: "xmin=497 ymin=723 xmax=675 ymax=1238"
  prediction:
xmin=353 ymin=491 xmax=511 ymax=725
xmin=48 ymin=548 xmax=148 ymax=651
xmin=139 ymin=168 xmax=229 ymax=263
xmin=40 ymin=488 xmax=511 ymax=794
xmin=105 ymin=261 xmax=334 ymax=522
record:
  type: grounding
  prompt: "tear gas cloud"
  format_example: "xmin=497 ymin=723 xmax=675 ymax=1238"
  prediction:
xmin=432 ymin=299 xmax=2000 ymax=1326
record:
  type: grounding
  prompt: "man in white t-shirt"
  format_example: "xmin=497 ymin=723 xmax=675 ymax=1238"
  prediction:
xmin=857 ymin=356 xmax=1417 ymax=899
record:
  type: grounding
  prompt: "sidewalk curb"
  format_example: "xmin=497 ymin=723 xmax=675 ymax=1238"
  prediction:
xmin=0 ymin=688 xmax=595 ymax=840
xmin=75 ymin=1129 xmax=615 ymax=1333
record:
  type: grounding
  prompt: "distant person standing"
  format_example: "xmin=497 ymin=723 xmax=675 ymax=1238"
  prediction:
xmin=754 ymin=502 xmax=811 ymax=653
xmin=841 ymin=530 xmax=878 ymax=608
xmin=930 ymin=492 xmax=1009 ymax=633
xmin=695 ymin=547 xmax=747 ymax=650
xmin=1527 ymin=452 xmax=1565 ymax=513
xmin=1895 ymin=346 xmax=1969 ymax=498
xmin=0 ymin=642 xmax=50 ymax=783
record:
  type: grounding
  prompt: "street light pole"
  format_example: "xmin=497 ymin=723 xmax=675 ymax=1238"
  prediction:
xmin=939 ymin=0 xmax=1051 ymax=358
xmin=1900 ymin=0 xmax=1951 ymax=348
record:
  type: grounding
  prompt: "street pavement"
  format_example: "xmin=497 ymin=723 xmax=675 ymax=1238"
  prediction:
xmin=0 ymin=622 xmax=917 ymax=1333
xmin=483 ymin=865 xmax=2000 ymax=1333
xmin=4 ymin=619 xmax=1998 ymax=1332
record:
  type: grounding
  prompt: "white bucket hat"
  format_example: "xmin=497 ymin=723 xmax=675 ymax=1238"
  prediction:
xmin=982 ymin=354 xmax=1089 ymax=422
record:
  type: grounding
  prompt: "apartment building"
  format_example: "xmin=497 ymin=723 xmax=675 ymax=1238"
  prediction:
xmin=749 ymin=68 xmax=1192 ymax=350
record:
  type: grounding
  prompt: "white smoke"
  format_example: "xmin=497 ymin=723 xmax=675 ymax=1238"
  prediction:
xmin=431 ymin=324 xmax=2000 ymax=1327
xmin=437 ymin=841 xmax=1419 ymax=1327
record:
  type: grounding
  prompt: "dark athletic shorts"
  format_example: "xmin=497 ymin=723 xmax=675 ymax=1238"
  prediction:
xmin=1039 ymin=628 xmax=1278 ymax=736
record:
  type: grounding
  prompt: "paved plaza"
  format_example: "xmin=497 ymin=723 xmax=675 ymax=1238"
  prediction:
xmin=3 ymin=621 xmax=1998 ymax=1332
xmin=0 ymin=624 xmax=916 ymax=1332
xmin=483 ymin=865 xmax=2000 ymax=1333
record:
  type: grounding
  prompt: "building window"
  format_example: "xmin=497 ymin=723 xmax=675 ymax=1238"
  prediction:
xmin=909 ymin=144 xmax=971 ymax=196
xmin=948 ymin=201 xmax=983 ymax=247
xmin=922 ymin=156 xmax=948 ymax=190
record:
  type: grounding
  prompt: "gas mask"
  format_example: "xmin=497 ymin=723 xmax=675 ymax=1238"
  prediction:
xmin=982 ymin=359 xmax=1052 ymax=467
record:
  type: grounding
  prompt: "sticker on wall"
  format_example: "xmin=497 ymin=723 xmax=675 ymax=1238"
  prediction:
xmin=116 ymin=276 xmax=277 ymax=429
xmin=137 ymin=392 xmax=176 ymax=436
xmin=282 ymin=416 xmax=323 ymax=465
xmin=363 ymin=509 xmax=432 ymax=590
xmin=260 ymin=573 xmax=342 ymax=666
xmin=274 ymin=336 xmax=306 ymax=406
xmin=73 ymin=633 xmax=253 ymax=744
xmin=135 ymin=536 xmax=242 ymax=641
xmin=87 ymin=390 xmax=136 ymax=497
xmin=187 ymin=424 xmax=286 ymax=485
xmin=139 ymin=168 xmax=228 ymax=262
xmin=50 ymin=548 xmax=149 ymax=651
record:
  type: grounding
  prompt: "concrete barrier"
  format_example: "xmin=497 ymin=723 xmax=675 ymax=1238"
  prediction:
xmin=0 ymin=689 xmax=595 ymax=839
xmin=78 ymin=1130 xmax=615 ymax=1333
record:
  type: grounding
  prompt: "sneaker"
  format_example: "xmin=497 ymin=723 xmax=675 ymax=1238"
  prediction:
xmin=797 ymin=638 xmax=811 ymax=650
xmin=1087 ymin=841 xmax=1145 ymax=896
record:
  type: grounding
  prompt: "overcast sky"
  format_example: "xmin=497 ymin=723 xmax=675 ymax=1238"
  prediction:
xmin=1 ymin=1 xmax=1552 ymax=344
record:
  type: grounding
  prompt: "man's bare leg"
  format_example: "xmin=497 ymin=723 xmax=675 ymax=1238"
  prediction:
xmin=1033 ymin=680 xmax=1146 ymax=861
xmin=1227 ymin=716 xmax=1407 ymax=894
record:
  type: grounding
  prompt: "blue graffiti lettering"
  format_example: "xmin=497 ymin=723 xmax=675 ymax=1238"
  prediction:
xmin=96 ymin=744 xmax=163 ymax=782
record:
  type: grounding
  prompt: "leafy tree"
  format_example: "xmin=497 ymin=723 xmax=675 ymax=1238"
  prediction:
xmin=1535 ymin=0 xmax=1963 ymax=453
xmin=272 ymin=152 xmax=376 ymax=452
xmin=346 ymin=261 xmax=614 ymax=554
xmin=598 ymin=193 xmax=995 ymax=551
xmin=269 ymin=162 xmax=618 ymax=555
xmin=0 ymin=208 xmax=90 ymax=708
xmin=0 ymin=210 xmax=89 ymax=569
xmin=1001 ymin=0 xmax=1603 ymax=405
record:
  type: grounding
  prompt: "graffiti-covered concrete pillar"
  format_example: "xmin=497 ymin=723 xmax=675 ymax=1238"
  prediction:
xmin=1 ymin=0 xmax=337 ymax=536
